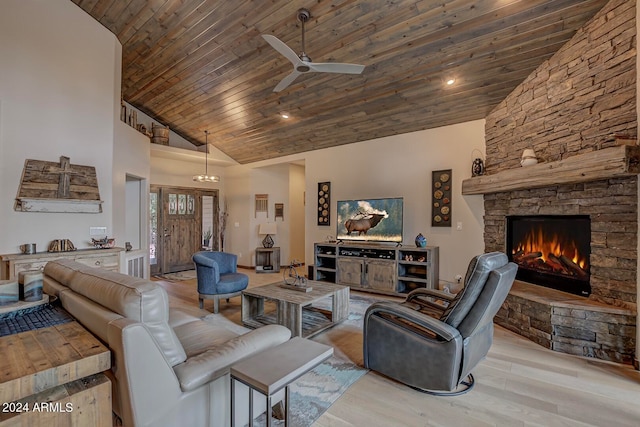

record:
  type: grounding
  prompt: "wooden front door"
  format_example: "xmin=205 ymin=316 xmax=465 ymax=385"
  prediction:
xmin=150 ymin=186 xmax=219 ymax=275
xmin=160 ymin=187 xmax=201 ymax=273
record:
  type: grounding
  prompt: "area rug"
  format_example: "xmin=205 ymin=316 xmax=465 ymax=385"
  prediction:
xmin=256 ymin=356 xmax=367 ymax=427
xmin=201 ymin=293 xmax=384 ymax=426
xmin=154 ymin=269 xmax=197 ymax=281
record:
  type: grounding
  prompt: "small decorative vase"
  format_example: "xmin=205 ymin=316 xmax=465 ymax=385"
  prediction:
xmin=471 ymin=149 xmax=485 ymax=177
xmin=472 ymin=157 xmax=485 ymax=176
xmin=520 ymin=148 xmax=538 ymax=166
xmin=415 ymin=233 xmax=427 ymax=248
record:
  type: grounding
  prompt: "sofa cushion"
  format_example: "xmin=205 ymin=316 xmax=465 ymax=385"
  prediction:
xmin=46 ymin=259 xmax=187 ymax=367
xmin=60 ymin=290 xmax=124 ymax=342
xmin=43 ymin=276 xmax=70 ymax=298
xmin=170 ymin=309 xmax=250 ymax=358
xmin=173 ymin=324 xmax=291 ymax=391
xmin=44 ymin=258 xmax=79 ymax=286
xmin=216 ymin=273 xmax=249 ymax=294
xmin=173 ymin=318 xmax=242 ymax=358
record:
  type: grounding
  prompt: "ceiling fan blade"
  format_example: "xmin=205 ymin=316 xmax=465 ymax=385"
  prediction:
xmin=262 ymin=34 xmax=302 ymax=66
xmin=308 ymin=62 xmax=365 ymax=74
xmin=273 ymin=70 xmax=302 ymax=92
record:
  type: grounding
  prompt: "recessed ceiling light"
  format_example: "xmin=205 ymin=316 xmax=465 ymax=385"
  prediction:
xmin=446 ymin=78 xmax=455 ymax=85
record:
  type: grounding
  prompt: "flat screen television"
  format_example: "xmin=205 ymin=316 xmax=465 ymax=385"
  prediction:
xmin=336 ymin=198 xmax=403 ymax=243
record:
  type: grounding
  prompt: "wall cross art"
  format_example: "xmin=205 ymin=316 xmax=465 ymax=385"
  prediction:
xmin=15 ymin=155 xmax=103 ymax=213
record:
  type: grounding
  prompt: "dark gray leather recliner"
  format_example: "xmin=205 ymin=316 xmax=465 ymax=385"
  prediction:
xmin=363 ymin=252 xmax=517 ymax=395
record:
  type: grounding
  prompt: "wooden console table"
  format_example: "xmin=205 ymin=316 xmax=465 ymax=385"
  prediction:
xmin=0 ymin=321 xmax=112 ymax=426
xmin=0 ymin=247 xmax=123 ymax=280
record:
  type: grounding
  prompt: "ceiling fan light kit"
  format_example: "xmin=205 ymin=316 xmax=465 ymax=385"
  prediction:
xmin=262 ymin=8 xmax=365 ymax=92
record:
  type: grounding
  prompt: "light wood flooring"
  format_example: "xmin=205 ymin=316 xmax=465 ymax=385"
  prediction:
xmin=155 ymin=269 xmax=640 ymax=427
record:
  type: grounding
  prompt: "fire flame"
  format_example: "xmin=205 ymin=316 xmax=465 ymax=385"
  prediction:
xmin=513 ymin=227 xmax=588 ymax=270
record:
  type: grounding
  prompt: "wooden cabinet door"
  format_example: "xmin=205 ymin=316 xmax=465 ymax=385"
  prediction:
xmin=337 ymin=258 xmax=363 ymax=287
xmin=365 ymin=260 xmax=397 ymax=291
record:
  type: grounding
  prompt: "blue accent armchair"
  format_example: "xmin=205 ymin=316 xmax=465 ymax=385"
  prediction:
xmin=192 ymin=251 xmax=249 ymax=313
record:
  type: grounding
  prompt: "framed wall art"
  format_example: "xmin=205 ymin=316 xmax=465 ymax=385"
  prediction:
xmin=255 ymin=194 xmax=268 ymax=217
xmin=317 ymin=182 xmax=330 ymax=226
xmin=431 ymin=169 xmax=452 ymax=227
xmin=275 ymin=203 xmax=284 ymax=220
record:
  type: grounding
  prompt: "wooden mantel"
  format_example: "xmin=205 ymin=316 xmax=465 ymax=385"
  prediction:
xmin=461 ymin=145 xmax=640 ymax=195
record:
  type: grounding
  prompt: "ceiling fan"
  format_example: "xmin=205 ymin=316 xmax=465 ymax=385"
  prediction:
xmin=262 ymin=8 xmax=365 ymax=92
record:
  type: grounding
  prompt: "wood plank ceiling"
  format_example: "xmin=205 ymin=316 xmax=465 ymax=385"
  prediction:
xmin=72 ymin=0 xmax=609 ymax=164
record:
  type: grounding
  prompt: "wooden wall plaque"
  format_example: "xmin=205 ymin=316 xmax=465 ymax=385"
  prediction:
xmin=14 ymin=156 xmax=103 ymax=213
xmin=431 ymin=169 xmax=452 ymax=227
xmin=317 ymin=182 xmax=330 ymax=226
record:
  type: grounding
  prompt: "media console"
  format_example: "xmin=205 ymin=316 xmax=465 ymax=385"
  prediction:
xmin=314 ymin=242 xmax=439 ymax=296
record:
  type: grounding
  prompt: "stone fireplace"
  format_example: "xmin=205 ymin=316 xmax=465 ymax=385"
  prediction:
xmin=477 ymin=176 xmax=638 ymax=364
xmin=462 ymin=0 xmax=638 ymax=365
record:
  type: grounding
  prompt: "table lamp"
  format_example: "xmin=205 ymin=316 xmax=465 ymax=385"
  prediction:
xmin=259 ymin=223 xmax=277 ymax=248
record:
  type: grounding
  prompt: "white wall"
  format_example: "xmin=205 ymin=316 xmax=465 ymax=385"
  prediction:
xmin=304 ymin=121 xmax=486 ymax=283
xmin=223 ymin=168 xmax=251 ymax=263
xmin=289 ymin=164 xmax=306 ymax=265
xmin=114 ymin=120 xmax=151 ymax=249
xmin=124 ymin=102 xmax=236 ymax=163
xmin=151 ymin=156 xmax=225 ymax=190
xmin=250 ymin=164 xmax=291 ymax=265
xmin=225 ymin=120 xmax=486 ymax=283
xmin=0 ymin=0 xmax=120 ymax=253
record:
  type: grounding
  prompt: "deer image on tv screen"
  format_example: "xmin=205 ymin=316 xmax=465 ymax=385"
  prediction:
xmin=345 ymin=213 xmax=386 ymax=236
xmin=337 ymin=198 xmax=403 ymax=243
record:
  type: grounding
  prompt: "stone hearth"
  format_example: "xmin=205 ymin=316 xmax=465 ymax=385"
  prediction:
xmin=496 ymin=282 xmax=636 ymax=364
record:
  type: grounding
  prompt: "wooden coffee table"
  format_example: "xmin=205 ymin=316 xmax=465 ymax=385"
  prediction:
xmin=241 ymin=280 xmax=349 ymax=338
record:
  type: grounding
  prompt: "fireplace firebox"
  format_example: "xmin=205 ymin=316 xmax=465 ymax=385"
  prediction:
xmin=506 ymin=215 xmax=591 ymax=297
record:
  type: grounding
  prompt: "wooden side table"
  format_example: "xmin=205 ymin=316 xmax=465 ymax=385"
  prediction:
xmin=255 ymin=247 xmax=280 ymax=273
xmin=230 ymin=337 xmax=333 ymax=427
xmin=0 ymin=321 xmax=112 ymax=426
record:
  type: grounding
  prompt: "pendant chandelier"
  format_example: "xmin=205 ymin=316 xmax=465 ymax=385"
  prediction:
xmin=193 ymin=130 xmax=220 ymax=183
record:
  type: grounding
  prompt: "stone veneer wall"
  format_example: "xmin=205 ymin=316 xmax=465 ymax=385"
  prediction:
xmin=482 ymin=0 xmax=637 ymax=362
xmin=485 ymin=0 xmax=637 ymax=175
